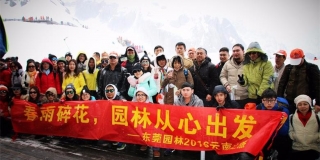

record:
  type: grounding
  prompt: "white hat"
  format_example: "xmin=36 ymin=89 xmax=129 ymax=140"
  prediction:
xmin=294 ymin=95 xmax=312 ymax=107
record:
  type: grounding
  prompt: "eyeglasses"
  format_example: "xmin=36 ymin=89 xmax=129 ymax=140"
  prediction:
xmin=248 ymin=52 xmax=258 ymax=56
xmin=105 ymin=89 xmax=115 ymax=93
xmin=29 ymin=91 xmax=37 ymax=94
xmin=46 ymin=92 xmax=54 ymax=97
xmin=262 ymin=99 xmax=276 ymax=103
xmin=66 ymin=91 xmax=74 ymax=95
xmin=51 ymin=57 xmax=58 ymax=61
xmin=101 ymin=59 xmax=108 ymax=63
xmin=133 ymin=70 xmax=141 ymax=74
xmin=28 ymin=65 xmax=35 ymax=68
xmin=136 ymin=94 xmax=146 ymax=97
xmin=0 ymin=90 xmax=7 ymax=94
xmin=109 ymin=56 xmax=117 ymax=59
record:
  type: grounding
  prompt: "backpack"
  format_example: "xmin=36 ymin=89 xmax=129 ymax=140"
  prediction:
xmin=183 ymin=68 xmax=188 ymax=81
xmin=290 ymin=113 xmax=320 ymax=132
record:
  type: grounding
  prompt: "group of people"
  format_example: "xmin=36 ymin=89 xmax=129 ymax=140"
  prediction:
xmin=0 ymin=41 xmax=319 ymax=159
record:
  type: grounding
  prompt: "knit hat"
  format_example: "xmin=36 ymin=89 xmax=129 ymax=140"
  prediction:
xmin=65 ymin=83 xmax=76 ymax=94
xmin=132 ymin=63 xmax=143 ymax=74
xmin=48 ymin=54 xmax=57 ymax=61
xmin=294 ymin=95 xmax=312 ymax=107
xmin=57 ymin=57 xmax=66 ymax=65
xmin=140 ymin=54 xmax=151 ymax=63
xmin=181 ymin=82 xmax=193 ymax=89
xmin=65 ymin=52 xmax=72 ymax=58
xmin=290 ymin=48 xmax=304 ymax=65
xmin=0 ymin=85 xmax=8 ymax=91
xmin=245 ymin=42 xmax=264 ymax=54
xmin=212 ymin=85 xmax=228 ymax=96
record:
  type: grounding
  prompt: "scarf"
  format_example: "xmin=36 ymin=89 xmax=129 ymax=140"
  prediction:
xmin=127 ymin=54 xmax=135 ymax=62
xmin=28 ymin=70 xmax=37 ymax=87
xmin=297 ymin=110 xmax=312 ymax=126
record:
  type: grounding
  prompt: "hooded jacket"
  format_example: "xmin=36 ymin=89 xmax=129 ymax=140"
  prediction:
xmin=153 ymin=53 xmax=169 ymax=92
xmin=64 ymin=83 xmax=79 ymax=101
xmin=241 ymin=42 xmax=274 ymax=98
xmin=41 ymin=87 xmax=59 ymax=103
xmin=105 ymin=84 xmax=120 ymax=100
xmin=76 ymin=52 xmax=87 ymax=73
xmin=62 ymin=71 xmax=86 ymax=95
xmin=211 ymin=85 xmax=241 ymax=109
xmin=127 ymin=72 xmax=157 ymax=101
xmin=132 ymin=87 xmax=153 ymax=103
xmin=168 ymin=54 xmax=193 ymax=69
xmin=174 ymin=94 xmax=203 ymax=107
xmin=220 ymin=56 xmax=248 ymax=100
xmin=121 ymin=46 xmax=140 ymax=74
xmin=82 ymin=57 xmax=99 ymax=91
xmin=36 ymin=58 xmax=61 ymax=94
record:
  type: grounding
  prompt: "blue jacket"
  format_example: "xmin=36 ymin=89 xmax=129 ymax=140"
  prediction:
xmin=256 ymin=103 xmax=289 ymax=136
xmin=127 ymin=72 xmax=157 ymax=101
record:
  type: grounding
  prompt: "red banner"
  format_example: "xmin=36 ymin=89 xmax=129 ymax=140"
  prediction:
xmin=11 ymin=100 xmax=286 ymax=155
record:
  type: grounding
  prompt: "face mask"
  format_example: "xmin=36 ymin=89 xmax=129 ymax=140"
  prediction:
xmin=127 ymin=54 xmax=135 ymax=59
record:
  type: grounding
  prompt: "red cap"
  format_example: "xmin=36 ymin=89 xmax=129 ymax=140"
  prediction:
xmin=290 ymin=49 xmax=304 ymax=65
xmin=273 ymin=50 xmax=287 ymax=58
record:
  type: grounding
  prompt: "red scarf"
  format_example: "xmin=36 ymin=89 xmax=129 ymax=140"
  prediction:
xmin=297 ymin=111 xmax=312 ymax=126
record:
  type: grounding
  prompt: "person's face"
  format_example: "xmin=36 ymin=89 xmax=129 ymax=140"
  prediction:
xmin=42 ymin=62 xmax=50 ymax=70
xmin=133 ymin=69 xmax=143 ymax=78
xmin=127 ymin=49 xmax=135 ymax=56
xmin=262 ymin=98 xmax=277 ymax=109
xmin=105 ymin=86 xmax=115 ymax=99
xmin=181 ymin=87 xmax=193 ymax=99
xmin=109 ymin=56 xmax=118 ymax=65
xmin=6 ymin=60 xmax=11 ymax=67
xmin=46 ymin=92 xmax=55 ymax=101
xmin=29 ymin=89 xmax=37 ymax=99
xmin=81 ymin=92 xmax=91 ymax=101
xmin=196 ymin=49 xmax=206 ymax=63
xmin=214 ymin=92 xmax=227 ymax=105
xmin=66 ymin=89 xmax=74 ymax=99
xmin=297 ymin=101 xmax=310 ymax=115
xmin=154 ymin=48 xmax=164 ymax=56
xmin=13 ymin=88 xmax=21 ymax=95
xmin=66 ymin=56 xmax=72 ymax=61
xmin=10 ymin=64 xmax=17 ymax=71
xmin=0 ymin=90 xmax=7 ymax=97
xmin=79 ymin=54 xmax=86 ymax=62
xmin=275 ymin=55 xmax=286 ymax=66
xmin=28 ymin=62 xmax=36 ymax=72
xmin=92 ymin=53 xmax=100 ymax=60
xmin=57 ymin=62 xmax=65 ymax=70
xmin=101 ymin=58 xmax=108 ymax=67
xmin=248 ymin=52 xmax=259 ymax=61
xmin=232 ymin=46 xmax=244 ymax=61
xmin=188 ymin=49 xmax=196 ymax=59
xmin=175 ymin=45 xmax=185 ymax=56
xmin=157 ymin=59 xmax=166 ymax=67
xmin=173 ymin=60 xmax=182 ymax=70
xmin=89 ymin=59 xmax=95 ymax=68
xmin=68 ymin=61 xmax=76 ymax=71
xmin=136 ymin=91 xmax=147 ymax=102
xmin=219 ymin=51 xmax=229 ymax=63
xmin=141 ymin=60 xmax=150 ymax=68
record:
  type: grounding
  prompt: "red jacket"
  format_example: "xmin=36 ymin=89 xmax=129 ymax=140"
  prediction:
xmin=36 ymin=58 xmax=61 ymax=94
xmin=0 ymin=68 xmax=11 ymax=87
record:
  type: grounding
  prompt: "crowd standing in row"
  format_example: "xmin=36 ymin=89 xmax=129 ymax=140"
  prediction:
xmin=0 ymin=41 xmax=319 ymax=159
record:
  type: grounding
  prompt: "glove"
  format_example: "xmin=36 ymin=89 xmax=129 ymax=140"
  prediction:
xmin=37 ymin=102 xmax=42 ymax=107
xmin=24 ymin=82 xmax=29 ymax=87
xmin=127 ymin=76 xmax=137 ymax=87
xmin=237 ymin=74 xmax=245 ymax=85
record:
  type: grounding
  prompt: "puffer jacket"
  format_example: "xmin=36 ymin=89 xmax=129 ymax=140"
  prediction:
xmin=36 ymin=58 xmax=61 ymax=95
xmin=289 ymin=110 xmax=320 ymax=152
xmin=242 ymin=55 xmax=274 ymax=99
xmin=220 ymin=57 xmax=248 ymax=100
xmin=174 ymin=94 xmax=203 ymax=107
xmin=127 ymin=72 xmax=157 ymax=100
xmin=189 ymin=57 xmax=219 ymax=100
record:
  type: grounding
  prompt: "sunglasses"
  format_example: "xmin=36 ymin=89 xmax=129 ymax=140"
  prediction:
xmin=29 ymin=91 xmax=37 ymax=94
xmin=66 ymin=91 xmax=74 ymax=95
xmin=248 ymin=52 xmax=258 ymax=56
xmin=105 ymin=89 xmax=115 ymax=93
xmin=109 ymin=56 xmax=117 ymax=59
xmin=51 ymin=57 xmax=58 ymax=61
xmin=101 ymin=59 xmax=108 ymax=63
xmin=28 ymin=65 xmax=35 ymax=68
xmin=46 ymin=92 xmax=54 ymax=97
xmin=0 ymin=90 xmax=7 ymax=94
xmin=133 ymin=70 xmax=141 ymax=74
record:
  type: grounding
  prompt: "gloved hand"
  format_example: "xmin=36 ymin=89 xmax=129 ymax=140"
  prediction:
xmin=127 ymin=76 xmax=137 ymax=87
xmin=237 ymin=74 xmax=245 ymax=85
xmin=37 ymin=102 xmax=42 ymax=107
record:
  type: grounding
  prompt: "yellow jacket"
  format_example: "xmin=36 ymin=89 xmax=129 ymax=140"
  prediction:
xmin=62 ymin=72 xmax=86 ymax=95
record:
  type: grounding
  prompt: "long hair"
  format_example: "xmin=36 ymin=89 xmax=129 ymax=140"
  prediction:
xmin=28 ymin=86 xmax=41 ymax=104
xmin=64 ymin=59 xmax=80 ymax=79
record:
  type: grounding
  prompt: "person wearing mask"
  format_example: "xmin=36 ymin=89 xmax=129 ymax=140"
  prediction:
xmin=121 ymin=46 xmax=140 ymax=74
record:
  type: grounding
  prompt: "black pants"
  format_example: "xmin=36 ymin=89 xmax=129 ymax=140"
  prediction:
xmin=290 ymin=150 xmax=319 ymax=160
xmin=0 ymin=117 xmax=13 ymax=137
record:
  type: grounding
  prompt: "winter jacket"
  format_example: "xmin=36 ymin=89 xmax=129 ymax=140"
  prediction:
xmin=82 ymin=57 xmax=99 ymax=91
xmin=105 ymin=84 xmax=120 ymax=100
xmin=289 ymin=110 xmax=320 ymax=152
xmin=98 ymin=63 xmax=127 ymax=99
xmin=220 ymin=57 xmax=248 ymax=100
xmin=168 ymin=55 xmax=193 ymax=69
xmin=121 ymin=46 xmax=140 ymax=74
xmin=161 ymin=56 xmax=194 ymax=105
xmin=76 ymin=52 xmax=87 ymax=73
xmin=127 ymin=72 xmax=157 ymax=100
xmin=256 ymin=103 xmax=289 ymax=136
xmin=153 ymin=53 xmax=169 ymax=92
xmin=273 ymin=64 xmax=285 ymax=93
xmin=212 ymin=85 xmax=241 ymax=109
xmin=0 ymin=66 xmax=11 ymax=87
xmin=11 ymin=69 xmax=24 ymax=87
xmin=36 ymin=58 xmax=61 ymax=95
xmin=174 ymin=94 xmax=203 ymax=107
xmin=41 ymin=87 xmax=60 ymax=103
xmin=277 ymin=61 xmax=320 ymax=105
xmin=242 ymin=56 xmax=274 ymax=99
xmin=62 ymin=72 xmax=86 ymax=95
xmin=189 ymin=57 xmax=219 ymax=100
xmin=21 ymin=71 xmax=39 ymax=90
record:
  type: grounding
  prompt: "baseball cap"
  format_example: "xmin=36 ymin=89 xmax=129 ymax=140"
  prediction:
xmin=273 ymin=50 xmax=287 ymax=58
xmin=109 ymin=52 xmax=119 ymax=58
xmin=290 ymin=49 xmax=304 ymax=65
xmin=127 ymin=47 xmax=134 ymax=51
